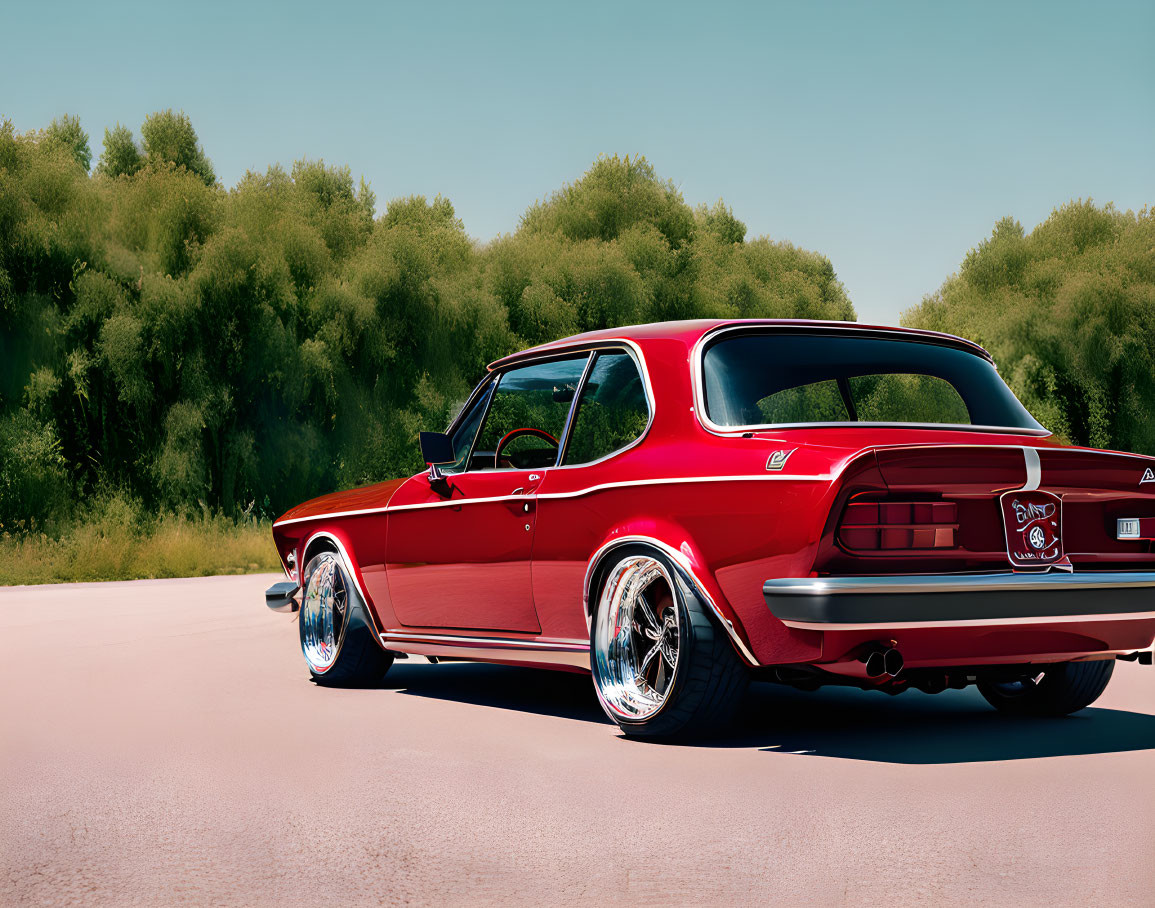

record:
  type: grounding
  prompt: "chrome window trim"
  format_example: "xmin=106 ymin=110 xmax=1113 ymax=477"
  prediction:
xmin=450 ymin=339 xmax=656 ymax=477
xmin=453 ymin=352 xmax=590 ymax=475
xmin=557 ymin=347 xmax=654 ymax=469
xmin=442 ymin=374 xmax=497 ymax=476
xmin=555 ymin=352 xmax=598 ymax=467
xmin=689 ymin=323 xmax=1050 ymax=438
xmin=444 ymin=374 xmax=495 ymax=444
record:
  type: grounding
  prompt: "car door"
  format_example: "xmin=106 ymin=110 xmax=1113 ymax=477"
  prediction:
xmin=530 ymin=349 xmax=653 ymax=639
xmin=386 ymin=354 xmax=591 ymax=633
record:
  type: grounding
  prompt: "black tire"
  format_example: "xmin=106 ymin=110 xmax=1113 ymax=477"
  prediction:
xmin=977 ymin=660 xmax=1114 ymax=717
xmin=590 ymin=546 xmax=748 ymax=740
xmin=299 ymin=550 xmax=394 ymax=687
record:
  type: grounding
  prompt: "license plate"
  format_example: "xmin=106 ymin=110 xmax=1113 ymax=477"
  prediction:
xmin=999 ymin=490 xmax=1063 ymax=568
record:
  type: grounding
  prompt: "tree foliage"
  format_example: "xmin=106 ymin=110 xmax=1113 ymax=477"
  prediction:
xmin=44 ymin=115 xmax=92 ymax=171
xmin=903 ymin=201 xmax=1155 ymax=454
xmin=1 ymin=120 xmax=854 ymax=532
xmin=97 ymin=124 xmax=143 ymax=179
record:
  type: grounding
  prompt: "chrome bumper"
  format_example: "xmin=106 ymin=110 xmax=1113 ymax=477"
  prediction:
xmin=763 ymin=572 xmax=1155 ymax=629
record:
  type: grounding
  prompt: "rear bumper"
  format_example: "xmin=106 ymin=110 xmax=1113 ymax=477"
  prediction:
xmin=763 ymin=572 xmax=1155 ymax=630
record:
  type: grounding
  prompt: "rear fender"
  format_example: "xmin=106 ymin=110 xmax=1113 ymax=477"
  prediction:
xmin=583 ymin=520 xmax=760 ymax=666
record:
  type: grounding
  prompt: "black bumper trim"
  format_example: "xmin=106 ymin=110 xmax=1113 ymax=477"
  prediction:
xmin=763 ymin=572 xmax=1155 ymax=627
xmin=265 ymin=580 xmax=299 ymax=611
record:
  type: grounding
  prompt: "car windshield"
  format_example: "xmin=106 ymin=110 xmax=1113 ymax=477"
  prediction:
xmin=701 ymin=332 xmax=1044 ymax=431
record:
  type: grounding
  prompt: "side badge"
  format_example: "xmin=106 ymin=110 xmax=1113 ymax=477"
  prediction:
xmin=1141 ymin=468 xmax=1154 ymax=485
xmin=766 ymin=448 xmax=797 ymax=472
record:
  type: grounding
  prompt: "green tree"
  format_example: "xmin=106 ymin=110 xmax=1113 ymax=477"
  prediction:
xmin=904 ymin=201 xmax=1155 ymax=454
xmin=140 ymin=109 xmax=216 ymax=185
xmin=0 ymin=119 xmax=857 ymax=528
xmin=44 ymin=114 xmax=91 ymax=171
xmin=96 ymin=124 xmax=143 ymax=178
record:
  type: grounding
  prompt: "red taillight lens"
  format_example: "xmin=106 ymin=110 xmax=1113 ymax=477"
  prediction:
xmin=840 ymin=500 xmax=957 ymax=551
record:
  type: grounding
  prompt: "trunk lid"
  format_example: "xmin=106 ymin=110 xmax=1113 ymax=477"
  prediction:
xmin=815 ymin=440 xmax=1155 ymax=575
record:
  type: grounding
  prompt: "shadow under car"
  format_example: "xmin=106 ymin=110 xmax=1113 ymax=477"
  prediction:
xmin=374 ymin=661 xmax=1155 ymax=763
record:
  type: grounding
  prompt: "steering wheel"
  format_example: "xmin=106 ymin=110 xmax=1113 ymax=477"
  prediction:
xmin=494 ymin=428 xmax=559 ymax=469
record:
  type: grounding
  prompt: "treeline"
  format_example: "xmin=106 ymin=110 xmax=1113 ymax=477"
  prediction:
xmin=0 ymin=111 xmax=853 ymax=532
xmin=903 ymin=202 xmax=1155 ymax=456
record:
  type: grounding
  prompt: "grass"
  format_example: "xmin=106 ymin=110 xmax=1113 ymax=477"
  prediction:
xmin=0 ymin=493 xmax=281 ymax=586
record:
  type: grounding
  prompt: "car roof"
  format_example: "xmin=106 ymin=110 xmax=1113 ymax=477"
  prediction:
xmin=487 ymin=318 xmax=992 ymax=371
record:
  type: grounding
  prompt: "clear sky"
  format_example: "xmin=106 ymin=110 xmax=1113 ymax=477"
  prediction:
xmin=2 ymin=0 xmax=1152 ymax=325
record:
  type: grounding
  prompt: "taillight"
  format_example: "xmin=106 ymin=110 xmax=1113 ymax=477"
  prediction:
xmin=839 ymin=500 xmax=958 ymax=552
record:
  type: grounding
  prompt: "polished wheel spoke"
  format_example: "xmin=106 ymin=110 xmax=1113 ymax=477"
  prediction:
xmin=635 ymin=592 xmax=660 ymax=632
xmin=300 ymin=555 xmax=350 ymax=674
xmin=592 ymin=556 xmax=682 ymax=721
xmin=639 ymin=640 xmax=663 ymax=674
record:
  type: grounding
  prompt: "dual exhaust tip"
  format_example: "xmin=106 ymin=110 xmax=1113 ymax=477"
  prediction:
xmin=863 ymin=646 xmax=904 ymax=678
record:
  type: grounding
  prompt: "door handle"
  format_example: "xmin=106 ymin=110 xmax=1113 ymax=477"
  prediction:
xmin=511 ymin=487 xmax=525 ymax=496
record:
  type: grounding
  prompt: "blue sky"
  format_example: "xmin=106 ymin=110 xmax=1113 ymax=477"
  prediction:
xmin=2 ymin=0 xmax=1152 ymax=325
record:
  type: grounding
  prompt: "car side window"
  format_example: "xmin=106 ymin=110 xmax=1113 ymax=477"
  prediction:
xmin=473 ymin=356 xmax=589 ymax=471
xmin=563 ymin=352 xmax=649 ymax=466
xmin=442 ymin=379 xmax=496 ymax=474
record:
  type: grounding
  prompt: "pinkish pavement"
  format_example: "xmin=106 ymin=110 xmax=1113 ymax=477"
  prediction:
xmin=2 ymin=573 xmax=1153 ymax=906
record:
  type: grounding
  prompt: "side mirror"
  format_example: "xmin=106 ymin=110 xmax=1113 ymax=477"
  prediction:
xmin=420 ymin=431 xmax=454 ymax=467
xmin=419 ymin=432 xmax=455 ymax=496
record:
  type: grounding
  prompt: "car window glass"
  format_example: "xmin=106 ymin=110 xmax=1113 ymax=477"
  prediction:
xmin=564 ymin=352 xmax=649 ymax=465
xmin=442 ymin=379 xmax=495 ymax=474
xmin=473 ymin=356 xmax=589 ymax=471
xmin=848 ymin=374 xmax=969 ymax=424
xmin=702 ymin=333 xmax=1042 ymax=430
xmin=757 ymin=380 xmax=849 ymax=424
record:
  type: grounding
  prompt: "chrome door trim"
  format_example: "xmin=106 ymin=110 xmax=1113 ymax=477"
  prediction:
xmin=272 ymin=471 xmax=836 ymax=527
xmin=380 ymin=631 xmax=590 ymax=669
xmin=382 ymin=630 xmax=588 ymax=648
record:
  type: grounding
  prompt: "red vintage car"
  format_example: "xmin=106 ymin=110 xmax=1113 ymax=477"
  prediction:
xmin=266 ymin=319 xmax=1155 ymax=738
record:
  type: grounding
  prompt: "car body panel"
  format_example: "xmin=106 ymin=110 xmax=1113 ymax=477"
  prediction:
xmin=270 ymin=318 xmax=1155 ymax=674
xmin=385 ymin=470 xmax=543 ymax=633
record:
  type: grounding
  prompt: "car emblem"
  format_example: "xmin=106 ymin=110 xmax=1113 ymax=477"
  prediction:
xmin=999 ymin=490 xmax=1063 ymax=568
xmin=1141 ymin=467 xmax=1154 ymax=485
xmin=766 ymin=448 xmax=797 ymax=472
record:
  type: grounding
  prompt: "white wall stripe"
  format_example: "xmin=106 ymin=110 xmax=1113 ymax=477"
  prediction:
xmin=1021 ymin=446 xmax=1042 ymax=491
xmin=272 ymin=472 xmax=836 ymax=527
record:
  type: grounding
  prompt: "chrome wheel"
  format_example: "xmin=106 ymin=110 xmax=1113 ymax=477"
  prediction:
xmin=593 ymin=555 xmax=681 ymax=721
xmin=300 ymin=553 xmax=349 ymax=674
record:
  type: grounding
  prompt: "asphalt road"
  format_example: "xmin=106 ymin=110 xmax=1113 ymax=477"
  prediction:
xmin=2 ymin=574 xmax=1153 ymax=907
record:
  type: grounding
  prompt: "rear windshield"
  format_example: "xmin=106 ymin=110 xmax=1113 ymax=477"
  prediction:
xmin=701 ymin=332 xmax=1043 ymax=431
